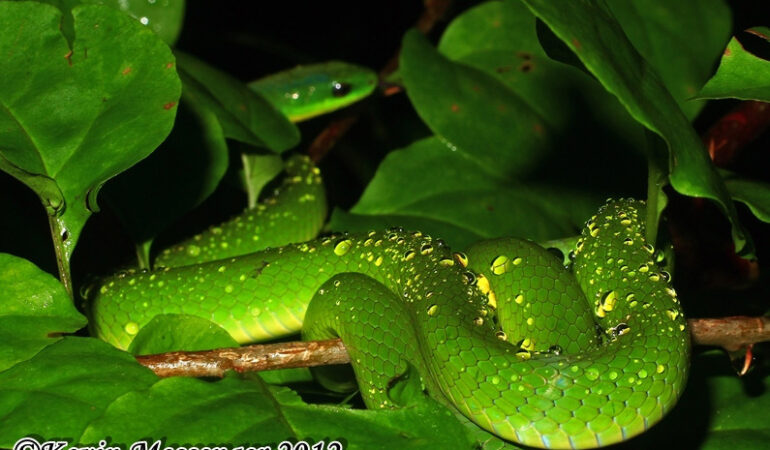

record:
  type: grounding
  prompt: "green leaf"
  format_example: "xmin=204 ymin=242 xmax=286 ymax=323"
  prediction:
xmin=28 ymin=0 xmax=186 ymax=46
xmin=80 ymin=374 xmax=473 ymax=449
xmin=438 ymin=1 xmax=643 ymax=135
xmin=241 ymin=151 xmax=284 ymax=208
xmin=436 ymin=0 xmax=648 ymax=184
xmin=723 ymin=173 xmax=770 ymax=223
xmin=175 ymin=51 xmax=300 ymax=151
xmin=343 ymin=138 xmax=601 ymax=248
xmin=103 ymin=0 xmax=186 ymax=45
xmin=438 ymin=1 xmax=544 ymax=60
xmin=696 ymin=27 xmax=770 ymax=102
xmin=102 ymin=97 xmax=228 ymax=259
xmin=127 ymin=314 xmax=239 ymax=355
xmin=367 ymin=3 xmax=644 ymax=249
xmin=400 ymin=30 xmax=549 ymax=178
xmin=697 ymin=362 xmax=770 ymax=449
xmin=0 ymin=337 xmax=157 ymax=447
xmin=605 ymin=0 xmax=732 ymax=119
xmin=521 ymin=0 xmax=749 ymax=254
xmin=0 ymin=3 xmax=181 ymax=262
xmin=0 ymin=254 xmax=87 ymax=371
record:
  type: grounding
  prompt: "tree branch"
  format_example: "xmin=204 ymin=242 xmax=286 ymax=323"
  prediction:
xmin=136 ymin=338 xmax=349 ymax=378
xmin=136 ymin=316 xmax=770 ymax=378
xmin=689 ymin=315 xmax=770 ymax=352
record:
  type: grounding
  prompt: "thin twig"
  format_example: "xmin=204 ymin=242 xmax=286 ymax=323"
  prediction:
xmin=136 ymin=338 xmax=349 ymax=378
xmin=136 ymin=316 xmax=770 ymax=378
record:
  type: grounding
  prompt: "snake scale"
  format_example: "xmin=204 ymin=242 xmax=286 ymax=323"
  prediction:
xmin=88 ymin=155 xmax=689 ymax=449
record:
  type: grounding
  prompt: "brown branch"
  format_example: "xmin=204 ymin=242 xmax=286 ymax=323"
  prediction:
xmin=136 ymin=338 xmax=350 ymax=378
xmin=689 ymin=315 xmax=770 ymax=351
xmin=307 ymin=117 xmax=359 ymax=164
xmin=136 ymin=316 xmax=770 ymax=378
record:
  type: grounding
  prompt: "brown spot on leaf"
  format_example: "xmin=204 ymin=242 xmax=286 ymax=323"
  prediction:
xmin=724 ymin=48 xmax=731 ymax=56
xmin=516 ymin=51 xmax=532 ymax=60
xmin=496 ymin=104 xmax=507 ymax=113
xmin=518 ymin=61 xmax=534 ymax=73
xmin=163 ymin=102 xmax=177 ymax=110
xmin=238 ymin=103 xmax=247 ymax=112
xmin=451 ymin=104 xmax=460 ymax=112
xmin=64 ymin=50 xmax=73 ymax=66
xmin=496 ymin=65 xmax=512 ymax=73
xmin=165 ymin=62 xmax=174 ymax=69
xmin=533 ymin=122 xmax=544 ymax=136
xmin=572 ymin=38 xmax=582 ymax=50
xmin=122 ymin=67 xmax=132 ymax=75
xmin=471 ymin=85 xmax=480 ymax=92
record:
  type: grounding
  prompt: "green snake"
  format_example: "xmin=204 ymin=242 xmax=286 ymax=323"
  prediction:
xmin=88 ymin=65 xmax=689 ymax=449
xmin=248 ymin=61 xmax=378 ymax=123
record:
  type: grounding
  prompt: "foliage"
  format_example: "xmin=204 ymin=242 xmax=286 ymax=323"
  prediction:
xmin=1 ymin=1 xmax=769 ymax=449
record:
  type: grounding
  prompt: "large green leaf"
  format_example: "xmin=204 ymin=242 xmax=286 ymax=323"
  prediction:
xmin=438 ymin=1 xmax=544 ymax=59
xmin=436 ymin=0 xmax=647 ymax=172
xmin=104 ymin=0 xmax=186 ymax=45
xmin=0 ymin=254 xmax=86 ymax=372
xmin=0 ymin=338 xmax=157 ymax=446
xmin=0 ymin=3 xmax=181 ymax=262
xmin=79 ymin=375 xmax=473 ymax=449
xmin=521 ymin=0 xmax=748 ymax=254
xmin=400 ymin=30 xmax=549 ymax=178
xmin=174 ymin=51 xmax=300 ymax=151
xmin=696 ymin=27 xmax=770 ymax=102
xmin=127 ymin=314 xmax=239 ymax=355
xmin=605 ymin=0 xmax=732 ymax=119
xmin=359 ymin=20 xmax=641 ymax=247
xmin=437 ymin=1 xmax=638 ymax=135
xmin=0 ymin=333 xmax=472 ymax=449
xmin=27 ymin=0 xmax=186 ymax=46
xmin=336 ymin=138 xmax=601 ymax=249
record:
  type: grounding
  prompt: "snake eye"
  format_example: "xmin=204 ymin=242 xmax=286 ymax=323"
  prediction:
xmin=331 ymin=82 xmax=352 ymax=97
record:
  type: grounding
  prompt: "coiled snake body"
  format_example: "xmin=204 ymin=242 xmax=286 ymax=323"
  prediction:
xmin=90 ymin=162 xmax=689 ymax=449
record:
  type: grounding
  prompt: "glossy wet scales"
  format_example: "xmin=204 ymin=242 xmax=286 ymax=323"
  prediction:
xmin=89 ymin=200 xmax=689 ymax=449
xmin=304 ymin=202 xmax=688 ymax=448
